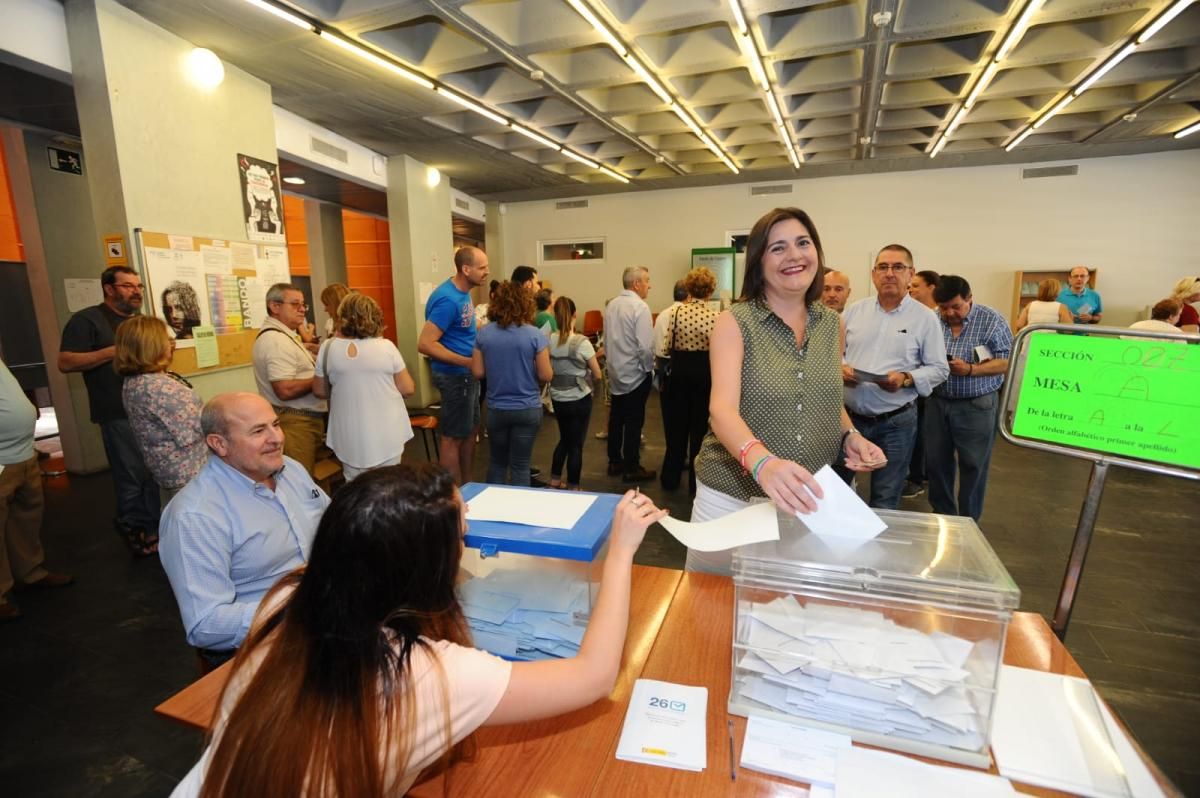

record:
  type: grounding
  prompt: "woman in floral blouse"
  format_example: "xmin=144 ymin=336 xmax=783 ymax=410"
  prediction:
xmin=115 ymin=316 xmax=207 ymax=511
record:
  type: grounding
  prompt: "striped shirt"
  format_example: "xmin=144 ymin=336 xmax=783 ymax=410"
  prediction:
xmin=936 ymin=302 xmax=1013 ymax=399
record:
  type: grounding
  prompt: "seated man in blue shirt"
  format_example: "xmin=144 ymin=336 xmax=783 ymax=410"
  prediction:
xmin=1057 ymin=266 xmax=1102 ymax=324
xmin=159 ymin=392 xmax=329 ymax=667
xmin=842 ymin=245 xmax=949 ymax=509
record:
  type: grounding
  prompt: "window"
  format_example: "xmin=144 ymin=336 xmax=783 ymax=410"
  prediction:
xmin=538 ymin=238 xmax=605 ymax=266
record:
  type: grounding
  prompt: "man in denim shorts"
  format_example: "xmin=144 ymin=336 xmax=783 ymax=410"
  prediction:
xmin=419 ymin=246 xmax=490 ymax=483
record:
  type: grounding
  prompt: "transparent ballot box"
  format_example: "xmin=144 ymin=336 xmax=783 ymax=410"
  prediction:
xmin=458 ymin=483 xmax=619 ymax=662
xmin=730 ymin=509 xmax=1020 ymax=768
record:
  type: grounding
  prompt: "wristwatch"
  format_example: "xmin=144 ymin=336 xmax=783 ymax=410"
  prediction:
xmin=901 ymin=373 xmax=914 ymax=388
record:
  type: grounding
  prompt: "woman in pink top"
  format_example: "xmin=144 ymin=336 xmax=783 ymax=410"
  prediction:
xmin=173 ymin=462 xmax=667 ymax=798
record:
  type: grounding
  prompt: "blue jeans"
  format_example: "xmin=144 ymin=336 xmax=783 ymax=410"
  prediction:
xmin=99 ymin=418 xmax=161 ymax=532
xmin=924 ymin=392 xmax=999 ymax=521
xmin=486 ymin=407 xmax=542 ymax=486
xmin=851 ymin=403 xmax=918 ymax=510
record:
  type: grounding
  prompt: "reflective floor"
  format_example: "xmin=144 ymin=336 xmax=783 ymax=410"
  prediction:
xmin=1 ymin=395 xmax=1196 ymax=795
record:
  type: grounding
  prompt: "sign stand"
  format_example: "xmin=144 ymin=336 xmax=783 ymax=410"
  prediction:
xmin=999 ymin=324 xmax=1199 ymax=640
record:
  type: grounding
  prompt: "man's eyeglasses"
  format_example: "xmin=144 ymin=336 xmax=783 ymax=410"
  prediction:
xmin=277 ymin=300 xmax=307 ymax=310
xmin=873 ymin=264 xmax=910 ymax=274
xmin=114 ymin=282 xmax=143 ymax=291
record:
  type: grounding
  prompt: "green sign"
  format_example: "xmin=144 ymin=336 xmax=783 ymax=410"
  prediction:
xmin=1012 ymin=333 xmax=1199 ymax=469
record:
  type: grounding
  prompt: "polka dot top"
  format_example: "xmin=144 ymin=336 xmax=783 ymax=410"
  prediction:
xmin=665 ymin=300 xmax=719 ymax=352
xmin=694 ymin=299 xmax=844 ymax=503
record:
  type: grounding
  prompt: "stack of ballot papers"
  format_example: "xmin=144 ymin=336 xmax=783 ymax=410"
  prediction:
xmin=615 ymin=679 xmax=708 ymax=772
xmin=459 ymin=569 xmax=590 ymax=661
xmin=732 ymin=594 xmax=991 ymax=755
xmin=992 ymin=665 xmax=1165 ymax=797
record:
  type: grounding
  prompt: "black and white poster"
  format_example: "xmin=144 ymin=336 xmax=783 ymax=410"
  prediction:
xmin=237 ymin=153 xmax=285 ymax=243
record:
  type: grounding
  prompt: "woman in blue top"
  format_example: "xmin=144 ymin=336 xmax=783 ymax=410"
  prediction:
xmin=472 ymin=281 xmax=552 ymax=486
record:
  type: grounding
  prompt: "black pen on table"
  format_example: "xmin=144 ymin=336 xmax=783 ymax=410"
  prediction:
xmin=728 ymin=719 xmax=736 ymax=781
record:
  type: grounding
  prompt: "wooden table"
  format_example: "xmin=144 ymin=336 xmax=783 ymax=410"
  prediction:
xmin=156 ymin=568 xmax=1178 ymax=796
xmin=589 ymin=572 xmax=1179 ymax=797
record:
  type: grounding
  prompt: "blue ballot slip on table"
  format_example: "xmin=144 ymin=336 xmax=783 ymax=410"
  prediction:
xmin=461 ymin=483 xmax=620 ymax=561
xmin=460 ymin=484 xmax=622 ymax=662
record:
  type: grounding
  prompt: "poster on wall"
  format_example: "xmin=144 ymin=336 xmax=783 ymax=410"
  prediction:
xmin=143 ymin=247 xmax=212 ymax=347
xmin=237 ymin=153 xmax=285 ymax=243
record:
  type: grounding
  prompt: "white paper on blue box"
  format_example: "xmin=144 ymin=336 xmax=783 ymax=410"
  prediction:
xmin=739 ymin=716 xmax=850 ymax=786
xmin=616 ymin=679 xmax=708 ymax=772
xmin=466 ymin=486 xmax=597 ymax=530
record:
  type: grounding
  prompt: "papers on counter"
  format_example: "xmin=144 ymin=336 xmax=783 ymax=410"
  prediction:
xmin=799 ymin=466 xmax=887 ymax=542
xmin=466 ymin=486 xmax=596 ymax=530
xmin=733 ymin=598 xmax=987 ymax=754
xmin=992 ymin=665 xmax=1160 ymax=798
xmin=616 ymin=679 xmax=708 ymax=772
xmin=460 ymin=570 xmax=590 ymax=661
xmin=834 ymin=746 xmax=1017 ymax=797
xmin=658 ymin=500 xmax=779 ymax=552
xmin=739 ymin=716 xmax=850 ymax=786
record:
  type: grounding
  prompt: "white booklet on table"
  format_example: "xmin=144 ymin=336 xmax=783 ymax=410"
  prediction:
xmin=615 ymin=679 xmax=708 ymax=772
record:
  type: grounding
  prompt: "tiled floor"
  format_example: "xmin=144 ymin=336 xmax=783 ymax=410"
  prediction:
xmin=1 ymin=396 xmax=1195 ymax=795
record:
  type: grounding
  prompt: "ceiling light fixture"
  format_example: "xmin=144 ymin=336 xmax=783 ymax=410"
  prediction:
xmin=727 ymin=0 xmax=749 ymax=36
xmin=511 ymin=123 xmax=562 ymax=150
xmin=599 ymin=166 xmax=630 ymax=183
xmin=240 ymin=0 xmax=315 ymax=31
xmin=995 ymin=0 xmax=1045 ymax=62
xmin=945 ymin=105 xmax=969 ymax=136
xmin=1174 ymin=119 xmax=1200 ymax=139
xmin=564 ymin=0 xmax=626 ymax=56
xmin=624 ymin=54 xmax=672 ymax=104
xmin=282 ymin=176 xmax=306 ymax=185
xmin=964 ymin=60 xmax=1000 ymax=109
xmin=318 ymin=31 xmax=435 ymax=89
xmin=1005 ymin=127 xmax=1035 ymax=151
xmin=1032 ymin=94 xmax=1075 ymax=129
xmin=1073 ymin=43 xmax=1137 ymax=95
xmin=764 ymin=92 xmax=785 ymax=128
xmin=1137 ymin=0 xmax=1195 ymax=44
xmin=929 ymin=134 xmax=949 ymax=158
xmin=435 ymin=86 xmax=508 ymax=125
xmin=562 ymin=149 xmax=600 ymax=169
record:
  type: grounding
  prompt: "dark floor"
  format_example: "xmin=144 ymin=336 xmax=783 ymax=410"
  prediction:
xmin=1 ymin=395 xmax=1196 ymax=796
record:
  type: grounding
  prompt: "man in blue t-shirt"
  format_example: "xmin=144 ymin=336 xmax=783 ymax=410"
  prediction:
xmin=1056 ymin=266 xmax=1103 ymax=324
xmin=418 ymin=246 xmax=490 ymax=483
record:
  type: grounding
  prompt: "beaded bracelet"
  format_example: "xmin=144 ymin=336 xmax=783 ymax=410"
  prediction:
xmin=738 ymin=438 xmax=764 ymax=470
xmin=751 ymin=454 xmax=777 ymax=483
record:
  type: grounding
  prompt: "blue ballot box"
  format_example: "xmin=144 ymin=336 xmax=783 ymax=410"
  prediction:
xmin=458 ymin=483 xmax=621 ymax=662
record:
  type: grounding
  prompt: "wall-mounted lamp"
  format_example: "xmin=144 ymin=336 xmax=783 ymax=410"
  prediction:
xmin=185 ymin=48 xmax=225 ymax=90
xmin=426 ymin=166 xmax=442 ymax=188
xmin=282 ymin=176 xmax=306 ymax=185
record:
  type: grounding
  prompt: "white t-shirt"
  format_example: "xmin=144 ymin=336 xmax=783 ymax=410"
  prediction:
xmin=1025 ymin=300 xmax=1063 ymax=325
xmin=170 ymin=636 xmax=512 ymax=797
xmin=252 ymin=317 xmax=327 ymax=412
xmin=548 ymin=333 xmax=597 ymax=402
xmin=315 ymin=337 xmax=414 ymax=468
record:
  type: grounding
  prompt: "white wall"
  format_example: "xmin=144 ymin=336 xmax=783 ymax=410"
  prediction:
xmin=499 ymin=150 xmax=1200 ymax=325
xmin=274 ymin=106 xmax=387 ymax=189
xmin=0 ymin=0 xmax=71 ymax=77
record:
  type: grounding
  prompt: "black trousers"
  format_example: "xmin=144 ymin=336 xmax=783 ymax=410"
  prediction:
xmin=607 ymin=375 xmax=651 ymax=471
xmin=551 ymin=394 xmax=593 ymax=485
xmin=660 ymin=358 xmax=711 ymax=490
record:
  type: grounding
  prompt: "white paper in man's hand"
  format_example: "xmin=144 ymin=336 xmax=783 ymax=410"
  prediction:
xmin=658 ymin=501 xmax=779 ymax=552
xmin=798 ymin=465 xmax=887 ymax=542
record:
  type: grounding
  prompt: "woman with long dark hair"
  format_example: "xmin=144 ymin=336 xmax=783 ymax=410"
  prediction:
xmin=546 ymin=296 xmax=602 ymax=489
xmin=689 ymin=207 xmax=886 ymax=574
xmin=173 ymin=463 xmax=666 ymax=797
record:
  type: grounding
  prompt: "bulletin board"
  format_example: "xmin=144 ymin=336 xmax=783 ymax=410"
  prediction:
xmin=134 ymin=229 xmax=291 ymax=377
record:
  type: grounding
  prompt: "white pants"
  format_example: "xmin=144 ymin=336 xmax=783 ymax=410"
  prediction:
xmin=683 ymin=480 xmax=755 ymax=576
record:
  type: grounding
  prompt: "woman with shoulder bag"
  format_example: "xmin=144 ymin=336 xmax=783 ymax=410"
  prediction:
xmin=546 ymin=297 xmax=602 ymax=490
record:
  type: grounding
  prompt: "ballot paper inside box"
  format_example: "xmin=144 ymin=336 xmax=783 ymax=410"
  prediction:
xmin=729 ymin=508 xmax=1020 ymax=769
xmin=458 ymin=483 xmax=620 ymax=662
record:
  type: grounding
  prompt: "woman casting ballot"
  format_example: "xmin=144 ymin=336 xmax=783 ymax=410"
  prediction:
xmin=171 ymin=463 xmax=667 ymax=798
xmin=690 ymin=207 xmax=887 ymax=574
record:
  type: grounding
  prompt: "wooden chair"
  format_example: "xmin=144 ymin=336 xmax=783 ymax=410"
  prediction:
xmin=410 ymin=413 xmax=440 ymax=461
xmin=312 ymin=453 xmax=343 ymax=495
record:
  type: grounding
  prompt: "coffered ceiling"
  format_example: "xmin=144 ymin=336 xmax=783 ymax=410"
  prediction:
xmin=116 ymin=0 xmax=1200 ymax=201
